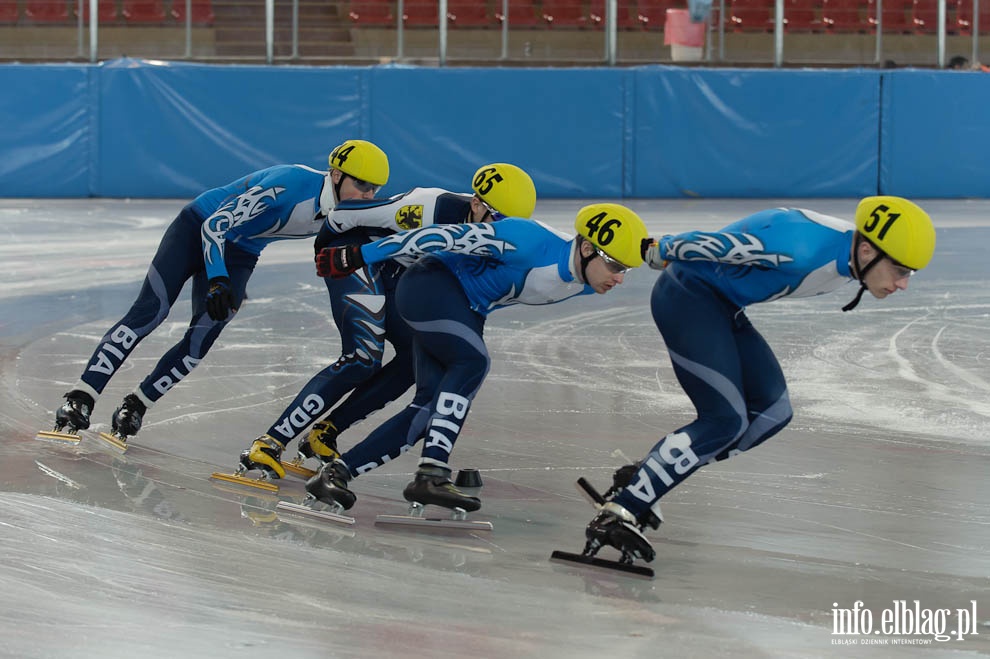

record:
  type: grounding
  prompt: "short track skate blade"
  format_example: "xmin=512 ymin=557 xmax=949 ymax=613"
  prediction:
xmin=96 ymin=431 xmax=128 ymax=452
xmin=375 ymin=514 xmax=493 ymax=531
xmin=275 ymin=501 xmax=354 ymax=525
xmin=550 ymin=550 xmax=654 ymax=579
xmin=209 ymin=472 xmax=279 ymax=493
xmin=280 ymin=460 xmax=317 ymax=480
xmin=35 ymin=430 xmax=82 ymax=444
xmin=576 ymin=477 xmax=606 ymax=507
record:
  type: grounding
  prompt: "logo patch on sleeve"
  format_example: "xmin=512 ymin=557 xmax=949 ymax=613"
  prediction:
xmin=396 ymin=205 xmax=424 ymax=230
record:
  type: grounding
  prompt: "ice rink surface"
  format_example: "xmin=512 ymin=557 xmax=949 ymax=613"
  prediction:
xmin=1 ymin=198 xmax=988 ymax=658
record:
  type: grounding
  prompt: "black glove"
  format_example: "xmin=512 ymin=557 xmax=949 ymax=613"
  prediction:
xmin=315 ymin=245 xmax=364 ymax=279
xmin=314 ymin=222 xmax=335 ymax=253
xmin=606 ymin=461 xmax=643 ymax=497
xmin=205 ymin=276 xmax=237 ymax=321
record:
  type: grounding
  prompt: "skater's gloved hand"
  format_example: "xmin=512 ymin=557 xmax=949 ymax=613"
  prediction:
xmin=641 ymin=238 xmax=668 ymax=270
xmin=611 ymin=461 xmax=643 ymax=491
xmin=315 ymin=245 xmax=364 ymax=278
xmin=205 ymin=276 xmax=237 ymax=321
xmin=313 ymin=222 xmax=335 ymax=254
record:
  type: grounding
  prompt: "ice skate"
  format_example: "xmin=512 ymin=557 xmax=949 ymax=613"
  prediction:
xmin=375 ymin=465 xmax=492 ymax=531
xmin=304 ymin=460 xmax=357 ymax=511
xmin=37 ymin=390 xmax=94 ymax=444
xmin=96 ymin=393 xmax=146 ymax=451
xmin=294 ymin=421 xmax=341 ymax=465
xmin=209 ymin=435 xmax=286 ymax=493
xmin=551 ymin=502 xmax=656 ymax=578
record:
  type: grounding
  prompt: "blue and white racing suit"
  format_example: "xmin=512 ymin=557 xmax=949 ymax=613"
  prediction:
xmin=334 ymin=218 xmax=595 ymax=476
xmin=73 ymin=164 xmax=332 ymax=411
xmin=262 ymin=188 xmax=478 ymax=446
xmin=612 ymin=208 xmax=858 ymax=522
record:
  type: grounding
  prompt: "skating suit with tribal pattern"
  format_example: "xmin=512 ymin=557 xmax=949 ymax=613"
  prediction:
xmin=191 ymin=164 xmax=329 ymax=280
xmin=358 ymin=218 xmax=594 ymax=315
xmin=656 ymin=208 xmax=858 ymax=306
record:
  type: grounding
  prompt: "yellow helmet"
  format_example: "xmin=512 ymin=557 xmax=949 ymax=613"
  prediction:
xmin=472 ymin=163 xmax=537 ymax=219
xmin=854 ymin=196 xmax=935 ymax=270
xmin=574 ymin=203 xmax=649 ymax=269
xmin=328 ymin=140 xmax=389 ymax=187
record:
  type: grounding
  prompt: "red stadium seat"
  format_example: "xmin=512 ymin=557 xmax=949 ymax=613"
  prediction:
xmin=349 ymin=0 xmax=395 ymax=25
xmin=637 ymin=0 xmax=678 ymax=30
xmin=911 ymin=0 xmax=941 ymax=31
xmin=447 ymin=0 xmax=494 ymax=26
xmin=122 ymin=0 xmax=167 ymax=22
xmin=542 ymin=0 xmax=589 ymax=26
xmin=784 ymin=0 xmax=823 ymax=29
xmin=403 ymin=0 xmax=438 ymax=25
xmin=0 ymin=1 xmax=18 ymax=23
xmin=496 ymin=0 xmax=542 ymax=26
xmin=24 ymin=1 xmax=70 ymax=22
xmin=75 ymin=0 xmax=119 ymax=22
xmin=821 ymin=0 xmax=865 ymax=30
xmin=867 ymin=0 xmax=912 ymax=31
xmin=589 ymin=0 xmax=643 ymax=28
xmin=171 ymin=0 xmax=215 ymax=25
xmin=955 ymin=0 xmax=990 ymax=32
xmin=729 ymin=0 xmax=773 ymax=30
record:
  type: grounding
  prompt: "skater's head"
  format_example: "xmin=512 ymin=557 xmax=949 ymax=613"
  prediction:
xmin=844 ymin=196 xmax=935 ymax=310
xmin=573 ymin=203 xmax=649 ymax=294
xmin=326 ymin=140 xmax=390 ymax=207
xmin=469 ymin=163 xmax=537 ymax=223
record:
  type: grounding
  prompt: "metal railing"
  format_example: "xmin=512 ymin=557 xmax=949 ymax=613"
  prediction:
xmin=0 ymin=0 xmax=985 ymax=67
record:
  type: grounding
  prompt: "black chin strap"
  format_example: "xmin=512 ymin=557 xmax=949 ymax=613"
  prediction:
xmin=843 ymin=235 xmax=884 ymax=312
xmin=577 ymin=238 xmax=595 ymax=284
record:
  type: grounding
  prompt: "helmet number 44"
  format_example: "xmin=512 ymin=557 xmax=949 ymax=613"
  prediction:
xmin=864 ymin=205 xmax=901 ymax=241
xmin=330 ymin=144 xmax=355 ymax=168
xmin=584 ymin=211 xmax=622 ymax=246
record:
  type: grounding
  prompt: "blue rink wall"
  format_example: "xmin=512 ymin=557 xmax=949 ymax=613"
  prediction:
xmin=1 ymin=58 xmax=988 ymax=199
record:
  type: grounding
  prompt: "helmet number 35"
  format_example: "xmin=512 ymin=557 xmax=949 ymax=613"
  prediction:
xmin=864 ymin=205 xmax=901 ymax=241
xmin=584 ymin=211 xmax=622 ymax=246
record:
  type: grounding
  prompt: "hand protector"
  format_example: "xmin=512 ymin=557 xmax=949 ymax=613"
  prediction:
xmin=641 ymin=238 xmax=668 ymax=270
xmin=607 ymin=461 xmax=644 ymax=497
xmin=205 ymin=276 xmax=237 ymax=321
xmin=315 ymin=245 xmax=364 ymax=278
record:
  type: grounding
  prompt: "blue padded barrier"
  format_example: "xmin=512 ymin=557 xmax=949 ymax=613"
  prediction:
xmin=0 ymin=64 xmax=92 ymax=197
xmin=1 ymin=60 xmax=989 ymax=199
xmin=630 ymin=67 xmax=880 ymax=198
xmin=880 ymin=69 xmax=990 ymax=198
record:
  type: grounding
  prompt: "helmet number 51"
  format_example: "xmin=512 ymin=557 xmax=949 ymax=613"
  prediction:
xmin=864 ymin=205 xmax=901 ymax=241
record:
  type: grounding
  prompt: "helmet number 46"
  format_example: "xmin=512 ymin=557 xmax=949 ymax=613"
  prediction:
xmin=864 ymin=205 xmax=901 ymax=241
xmin=584 ymin=211 xmax=621 ymax=246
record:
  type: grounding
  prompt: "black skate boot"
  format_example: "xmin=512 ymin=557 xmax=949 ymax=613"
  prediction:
xmin=584 ymin=502 xmax=656 ymax=564
xmin=304 ymin=460 xmax=357 ymax=510
xmin=402 ymin=464 xmax=481 ymax=513
xmin=53 ymin=390 xmax=95 ymax=433
xmin=238 ymin=435 xmax=287 ymax=480
xmin=110 ymin=394 xmax=147 ymax=440
xmin=296 ymin=420 xmax=340 ymax=465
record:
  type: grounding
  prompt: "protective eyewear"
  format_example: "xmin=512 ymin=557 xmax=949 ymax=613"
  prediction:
xmin=478 ymin=198 xmax=506 ymax=222
xmin=594 ymin=247 xmax=630 ymax=274
xmin=348 ymin=175 xmax=380 ymax=194
xmin=886 ymin=256 xmax=915 ymax=280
